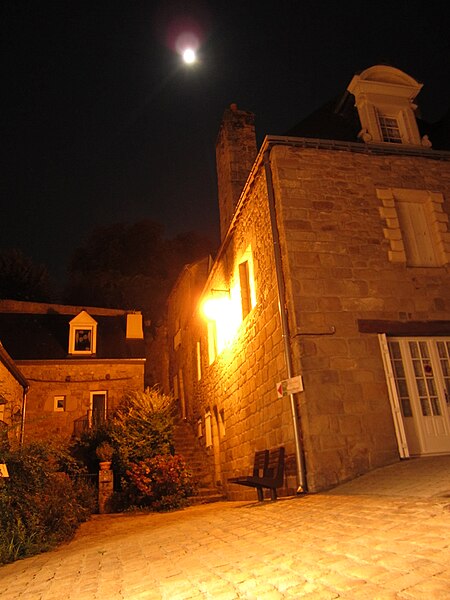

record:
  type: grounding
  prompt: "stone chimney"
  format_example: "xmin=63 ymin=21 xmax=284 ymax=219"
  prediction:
xmin=126 ymin=312 xmax=144 ymax=339
xmin=215 ymin=104 xmax=257 ymax=241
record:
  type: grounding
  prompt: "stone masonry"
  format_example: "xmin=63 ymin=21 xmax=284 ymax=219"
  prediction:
xmin=17 ymin=361 xmax=144 ymax=442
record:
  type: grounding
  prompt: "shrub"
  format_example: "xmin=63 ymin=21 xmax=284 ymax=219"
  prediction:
xmin=0 ymin=443 xmax=95 ymax=565
xmin=126 ymin=454 xmax=195 ymax=511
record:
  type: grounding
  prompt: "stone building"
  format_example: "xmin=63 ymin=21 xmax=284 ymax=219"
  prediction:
xmin=0 ymin=341 xmax=29 ymax=447
xmin=162 ymin=65 xmax=450 ymax=498
xmin=0 ymin=300 xmax=145 ymax=443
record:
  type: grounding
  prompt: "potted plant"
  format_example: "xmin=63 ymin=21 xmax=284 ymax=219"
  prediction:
xmin=96 ymin=441 xmax=114 ymax=470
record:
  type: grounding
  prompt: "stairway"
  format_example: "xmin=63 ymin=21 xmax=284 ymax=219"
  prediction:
xmin=173 ymin=420 xmax=225 ymax=504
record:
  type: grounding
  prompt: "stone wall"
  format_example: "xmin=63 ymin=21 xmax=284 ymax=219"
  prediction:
xmin=271 ymin=144 xmax=450 ymax=491
xmin=0 ymin=360 xmax=25 ymax=445
xmin=16 ymin=360 xmax=144 ymax=442
xmin=191 ymin=170 xmax=298 ymax=500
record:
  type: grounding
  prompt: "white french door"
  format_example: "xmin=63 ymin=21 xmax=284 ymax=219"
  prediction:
xmin=385 ymin=337 xmax=450 ymax=455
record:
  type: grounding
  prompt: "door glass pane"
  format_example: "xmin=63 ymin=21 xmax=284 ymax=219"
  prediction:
xmin=426 ymin=378 xmax=437 ymax=396
xmin=388 ymin=341 xmax=413 ymax=418
xmin=401 ymin=398 xmax=413 ymax=417
xmin=409 ymin=342 xmax=419 ymax=359
xmin=420 ymin=398 xmax=431 ymax=416
xmin=430 ymin=398 xmax=442 ymax=416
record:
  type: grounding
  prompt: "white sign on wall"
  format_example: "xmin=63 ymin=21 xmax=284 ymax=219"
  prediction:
xmin=276 ymin=375 xmax=303 ymax=398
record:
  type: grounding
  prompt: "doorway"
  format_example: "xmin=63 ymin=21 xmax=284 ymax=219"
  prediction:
xmin=386 ymin=337 xmax=450 ymax=455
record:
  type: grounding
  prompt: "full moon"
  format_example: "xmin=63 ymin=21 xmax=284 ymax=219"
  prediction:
xmin=182 ymin=48 xmax=196 ymax=64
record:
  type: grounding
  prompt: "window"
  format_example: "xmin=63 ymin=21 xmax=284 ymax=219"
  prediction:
xmin=378 ymin=188 xmax=450 ymax=267
xmin=378 ymin=114 xmax=402 ymax=144
xmin=347 ymin=65 xmax=423 ymax=147
xmin=395 ymin=199 xmax=439 ymax=266
xmin=69 ymin=311 xmax=97 ymax=354
xmin=54 ymin=395 xmax=66 ymax=412
xmin=205 ymin=410 xmax=212 ymax=448
xmin=239 ymin=261 xmax=252 ymax=318
xmin=196 ymin=341 xmax=202 ymax=381
xmin=74 ymin=329 xmax=92 ymax=352
xmin=172 ymin=373 xmax=179 ymax=399
xmin=90 ymin=391 xmax=107 ymax=428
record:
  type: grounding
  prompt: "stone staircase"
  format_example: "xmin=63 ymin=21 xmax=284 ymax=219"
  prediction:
xmin=173 ymin=420 xmax=225 ymax=504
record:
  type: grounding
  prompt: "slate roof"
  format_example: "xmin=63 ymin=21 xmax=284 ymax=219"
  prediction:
xmin=0 ymin=312 xmax=145 ymax=361
xmin=285 ymin=92 xmax=450 ymax=150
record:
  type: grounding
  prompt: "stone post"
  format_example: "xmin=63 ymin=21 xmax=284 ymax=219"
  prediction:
xmin=98 ymin=468 xmax=113 ymax=514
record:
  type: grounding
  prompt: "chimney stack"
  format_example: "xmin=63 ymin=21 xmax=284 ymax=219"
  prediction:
xmin=215 ymin=104 xmax=257 ymax=241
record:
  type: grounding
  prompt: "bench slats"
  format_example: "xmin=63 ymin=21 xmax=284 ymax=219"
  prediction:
xmin=228 ymin=447 xmax=285 ymax=501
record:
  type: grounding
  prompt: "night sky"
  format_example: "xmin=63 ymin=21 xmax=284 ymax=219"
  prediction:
xmin=2 ymin=1 xmax=450 ymax=283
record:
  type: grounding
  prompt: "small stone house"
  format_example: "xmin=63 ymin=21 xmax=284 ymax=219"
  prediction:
xmin=162 ymin=65 xmax=450 ymax=498
xmin=0 ymin=341 xmax=29 ymax=447
xmin=0 ymin=300 xmax=145 ymax=443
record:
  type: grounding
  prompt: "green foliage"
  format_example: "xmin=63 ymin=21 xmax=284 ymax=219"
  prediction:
xmin=69 ymin=425 xmax=112 ymax=474
xmin=126 ymin=454 xmax=195 ymax=511
xmin=0 ymin=442 xmax=96 ymax=565
xmin=95 ymin=441 xmax=114 ymax=462
xmin=109 ymin=388 xmax=174 ymax=471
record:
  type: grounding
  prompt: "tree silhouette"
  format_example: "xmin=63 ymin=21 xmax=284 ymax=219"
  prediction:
xmin=0 ymin=249 xmax=54 ymax=302
xmin=64 ymin=219 xmax=215 ymax=327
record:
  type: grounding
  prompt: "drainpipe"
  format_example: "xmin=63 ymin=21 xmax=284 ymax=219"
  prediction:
xmin=263 ymin=148 xmax=306 ymax=493
xmin=20 ymin=386 xmax=29 ymax=448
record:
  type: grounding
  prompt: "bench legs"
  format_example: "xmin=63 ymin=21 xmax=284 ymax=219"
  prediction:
xmin=256 ymin=486 xmax=264 ymax=502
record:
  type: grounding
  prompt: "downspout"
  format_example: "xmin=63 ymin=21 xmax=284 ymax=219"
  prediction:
xmin=263 ymin=148 xmax=306 ymax=493
xmin=20 ymin=386 xmax=29 ymax=449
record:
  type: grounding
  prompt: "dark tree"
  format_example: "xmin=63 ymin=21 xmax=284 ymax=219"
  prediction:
xmin=63 ymin=219 xmax=215 ymax=326
xmin=0 ymin=249 xmax=54 ymax=302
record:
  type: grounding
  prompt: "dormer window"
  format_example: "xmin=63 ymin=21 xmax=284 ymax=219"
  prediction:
xmin=377 ymin=113 xmax=402 ymax=144
xmin=347 ymin=65 xmax=425 ymax=147
xmin=69 ymin=311 xmax=97 ymax=355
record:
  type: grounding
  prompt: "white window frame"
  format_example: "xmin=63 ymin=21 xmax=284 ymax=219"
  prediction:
xmin=54 ymin=395 xmax=66 ymax=412
xmin=69 ymin=311 xmax=97 ymax=355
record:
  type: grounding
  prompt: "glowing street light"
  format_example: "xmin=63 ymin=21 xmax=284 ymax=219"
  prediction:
xmin=182 ymin=48 xmax=196 ymax=64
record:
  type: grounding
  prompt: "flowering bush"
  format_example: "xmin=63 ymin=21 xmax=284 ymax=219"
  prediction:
xmin=0 ymin=443 xmax=95 ymax=565
xmin=126 ymin=454 xmax=195 ymax=511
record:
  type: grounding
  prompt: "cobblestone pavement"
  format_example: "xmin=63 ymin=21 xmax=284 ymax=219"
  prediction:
xmin=2 ymin=456 xmax=450 ymax=600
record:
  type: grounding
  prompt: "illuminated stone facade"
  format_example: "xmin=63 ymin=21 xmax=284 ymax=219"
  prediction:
xmin=0 ymin=301 xmax=145 ymax=443
xmin=163 ymin=67 xmax=450 ymax=496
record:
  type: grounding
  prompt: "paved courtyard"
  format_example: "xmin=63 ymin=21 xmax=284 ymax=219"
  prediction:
xmin=2 ymin=456 xmax=450 ymax=600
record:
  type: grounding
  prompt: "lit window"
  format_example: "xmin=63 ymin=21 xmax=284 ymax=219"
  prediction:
xmin=196 ymin=341 xmax=202 ymax=381
xmin=378 ymin=114 xmax=402 ymax=144
xmin=54 ymin=395 xmax=66 ymax=412
xmin=239 ymin=261 xmax=252 ymax=318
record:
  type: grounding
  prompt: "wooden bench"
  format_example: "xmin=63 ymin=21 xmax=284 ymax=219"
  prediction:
xmin=228 ymin=447 xmax=285 ymax=501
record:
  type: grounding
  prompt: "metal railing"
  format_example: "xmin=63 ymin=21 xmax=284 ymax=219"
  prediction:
xmin=72 ymin=409 xmax=113 ymax=437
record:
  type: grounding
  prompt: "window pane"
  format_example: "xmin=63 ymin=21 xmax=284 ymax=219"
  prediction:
xmin=420 ymin=398 xmax=431 ymax=416
xmin=430 ymin=398 xmax=442 ymax=416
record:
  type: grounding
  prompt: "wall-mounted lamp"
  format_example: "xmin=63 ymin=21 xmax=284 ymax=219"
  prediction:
xmin=210 ymin=288 xmax=230 ymax=297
